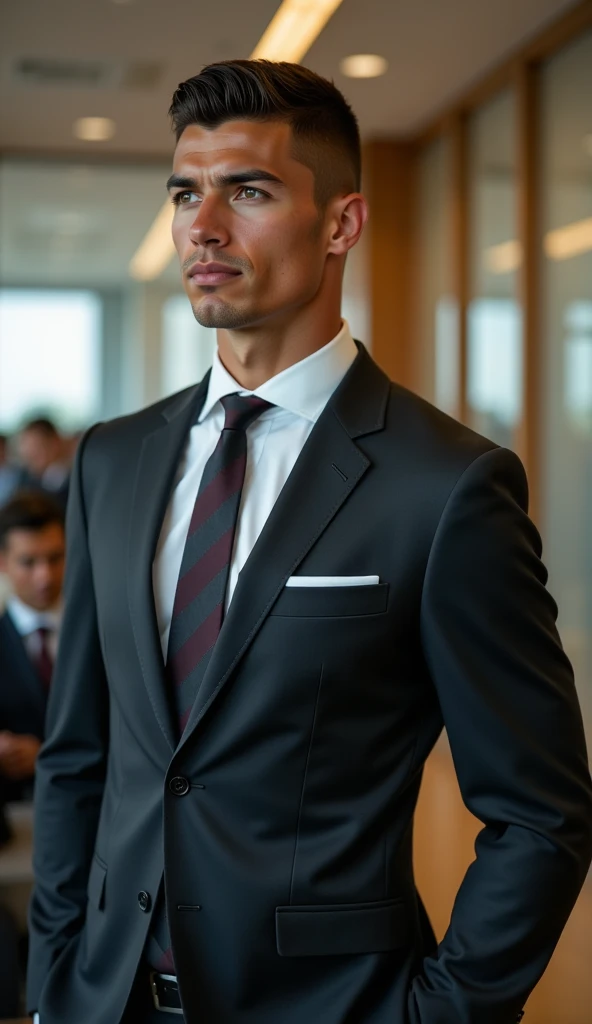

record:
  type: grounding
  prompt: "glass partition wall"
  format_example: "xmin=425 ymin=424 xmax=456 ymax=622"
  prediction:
xmin=415 ymin=137 xmax=457 ymax=414
xmin=414 ymin=20 xmax=592 ymax=743
xmin=466 ymin=90 xmax=523 ymax=449
xmin=539 ymin=29 xmax=592 ymax=727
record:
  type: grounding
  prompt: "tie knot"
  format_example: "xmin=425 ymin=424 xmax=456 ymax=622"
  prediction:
xmin=221 ymin=393 xmax=273 ymax=432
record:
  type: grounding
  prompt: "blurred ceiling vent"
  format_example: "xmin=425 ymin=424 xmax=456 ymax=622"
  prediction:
xmin=15 ymin=227 xmax=107 ymax=257
xmin=11 ymin=57 xmax=163 ymax=90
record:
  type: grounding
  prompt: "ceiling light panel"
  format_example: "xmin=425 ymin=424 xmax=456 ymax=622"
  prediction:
xmin=251 ymin=0 xmax=345 ymax=64
xmin=74 ymin=117 xmax=116 ymax=142
xmin=129 ymin=200 xmax=176 ymax=281
xmin=484 ymin=240 xmax=522 ymax=275
xmin=340 ymin=54 xmax=388 ymax=79
xmin=545 ymin=217 xmax=592 ymax=261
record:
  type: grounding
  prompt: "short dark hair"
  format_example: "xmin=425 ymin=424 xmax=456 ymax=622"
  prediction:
xmin=169 ymin=60 xmax=361 ymax=207
xmin=19 ymin=417 xmax=59 ymax=438
xmin=0 ymin=491 xmax=65 ymax=549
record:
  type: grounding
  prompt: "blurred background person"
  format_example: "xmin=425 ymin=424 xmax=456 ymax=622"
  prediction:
xmin=14 ymin=419 xmax=70 ymax=509
xmin=0 ymin=492 xmax=65 ymax=804
xmin=0 ymin=435 xmax=19 ymax=507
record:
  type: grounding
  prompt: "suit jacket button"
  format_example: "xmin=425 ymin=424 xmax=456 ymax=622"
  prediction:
xmin=138 ymin=891 xmax=151 ymax=912
xmin=169 ymin=776 xmax=190 ymax=796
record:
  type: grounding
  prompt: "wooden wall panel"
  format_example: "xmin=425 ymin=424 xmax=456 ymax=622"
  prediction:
xmin=362 ymin=140 xmax=418 ymax=388
xmin=515 ymin=62 xmax=541 ymax=525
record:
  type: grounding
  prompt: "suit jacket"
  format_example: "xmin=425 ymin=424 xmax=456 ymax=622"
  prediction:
xmin=0 ymin=610 xmax=48 ymax=803
xmin=27 ymin=344 xmax=592 ymax=1024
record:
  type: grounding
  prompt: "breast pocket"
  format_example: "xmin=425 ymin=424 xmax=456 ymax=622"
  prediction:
xmin=270 ymin=584 xmax=389 ymax=618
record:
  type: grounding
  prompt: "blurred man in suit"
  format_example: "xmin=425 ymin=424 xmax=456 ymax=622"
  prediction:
xmin=0 ymin=435 xmax=19 ymax=507
xmin=15 ymin=419 xmax=70 ymax=508
xmin=0 ymin=492 xmax=65 ymax=803
xmin=28 ymin=60 xmax=592 ymax=1024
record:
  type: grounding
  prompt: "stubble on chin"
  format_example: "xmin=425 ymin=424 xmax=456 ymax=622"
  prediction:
xmin=191 ymin=298 xmax=255 ymax=331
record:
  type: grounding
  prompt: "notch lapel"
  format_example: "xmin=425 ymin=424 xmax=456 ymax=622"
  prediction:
xmin=178 ymin=345 xmax=390 ymax=745
xmin=127 ymin=377 xmax=209 ymax=754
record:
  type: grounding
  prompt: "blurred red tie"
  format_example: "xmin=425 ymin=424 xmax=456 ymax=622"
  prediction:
xmin=34 ymin=626 xmax=54 ymax=690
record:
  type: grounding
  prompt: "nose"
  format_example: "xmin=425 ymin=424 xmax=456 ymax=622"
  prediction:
xmin=188 ymin=195 xmax=230 ymax=249
xmin=34 ymin=559 xmax=53 ymax=589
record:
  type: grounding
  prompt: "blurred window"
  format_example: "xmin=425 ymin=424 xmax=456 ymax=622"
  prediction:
xmin=539 ymin=29 xmax=592 ymax=732
xmin=0 ymin=288 xmax=101 ymax=432
xmin=466 ymin=90 xmax=522 ymax=448
xmin=161 ymin=295 xmax=216 ymax=397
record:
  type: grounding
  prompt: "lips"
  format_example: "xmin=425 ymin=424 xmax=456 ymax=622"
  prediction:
xmin=188 ymin=262 xmax=242 ymax=286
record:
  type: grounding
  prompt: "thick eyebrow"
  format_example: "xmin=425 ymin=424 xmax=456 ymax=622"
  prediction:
xmin=166 ymin=169 xmax=285 ymax=192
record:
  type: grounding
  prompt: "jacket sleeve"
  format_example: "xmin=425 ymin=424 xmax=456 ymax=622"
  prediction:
xmin=27 ymin=426 xmax=109 ymax=1013
xmin=409 ymin=446 xmax=592 ymax=1024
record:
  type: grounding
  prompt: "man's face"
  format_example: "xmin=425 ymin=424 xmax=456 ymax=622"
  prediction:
xmin=169 ymin=120 xmax=334 ymax=331
xmin=18 ymin=430 xmax=60 ymax=476
xmin=0 ymin=524 xmax=65 ymax=611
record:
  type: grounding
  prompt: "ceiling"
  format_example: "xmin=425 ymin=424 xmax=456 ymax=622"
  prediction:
xmin=0 ymin=0 xmax=582 ymax=155
xmin=0 ymin=0 xmax=588 ymax=288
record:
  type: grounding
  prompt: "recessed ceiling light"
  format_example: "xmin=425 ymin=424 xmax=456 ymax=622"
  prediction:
xmin=74 ymin=117 xmax=115 ymax=142
xmin=340 ymin=54 xmax=388 ymax=79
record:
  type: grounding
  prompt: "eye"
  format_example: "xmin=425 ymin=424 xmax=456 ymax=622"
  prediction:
xmin=171 ymin=190 xmax=198 ymax=206
xmin=237 ymin=186 xmax=265 ymax=200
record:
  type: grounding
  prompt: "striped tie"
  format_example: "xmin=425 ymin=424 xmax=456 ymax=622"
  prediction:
xmin=147 ymin=392 xmax=272 ymax=974
xmin=34 ymin=627 xmax=54 ymax=690
xmin=167 ymin=392 xmax=273 ymax=732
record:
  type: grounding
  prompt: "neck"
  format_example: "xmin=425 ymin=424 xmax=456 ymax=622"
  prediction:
xmin=216 ymin=302 xmax=343 ymax=391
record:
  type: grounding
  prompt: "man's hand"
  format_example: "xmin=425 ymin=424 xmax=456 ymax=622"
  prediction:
xmin=0 ymin=731 xmax=41 ymax=779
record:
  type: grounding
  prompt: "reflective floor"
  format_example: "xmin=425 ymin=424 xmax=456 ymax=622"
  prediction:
xmin=414 ymin=743 xmax=592 ymax=1023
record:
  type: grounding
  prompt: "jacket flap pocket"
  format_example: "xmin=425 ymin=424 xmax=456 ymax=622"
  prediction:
xmin=276 ymin=898 xmax=408 ymax=957
xmin=87 ymin=855 xmax=107 ymax=910
xmin=270 ymin=583 xmax=388 ymax=618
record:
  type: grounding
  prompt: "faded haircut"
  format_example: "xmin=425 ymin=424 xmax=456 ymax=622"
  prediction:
xmin=169 ymin=59 xmax=361 ymax=208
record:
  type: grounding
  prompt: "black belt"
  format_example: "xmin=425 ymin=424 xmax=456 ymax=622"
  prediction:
xmin=149 ymin=972 xmax=184 ymax=1015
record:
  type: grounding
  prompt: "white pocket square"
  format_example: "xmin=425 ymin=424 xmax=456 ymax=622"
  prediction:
xmin=285 ymin=575 xmax=380 ymax=588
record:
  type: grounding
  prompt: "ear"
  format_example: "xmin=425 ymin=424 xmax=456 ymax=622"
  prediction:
xmin=326 ymin=193 xmax=368 ymax=256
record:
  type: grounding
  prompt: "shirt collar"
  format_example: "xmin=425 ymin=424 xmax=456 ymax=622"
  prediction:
xmin=198 ymin=320 xmax=358 ymax=425
xmin=7 ymin=595 xmax=62 ymax=636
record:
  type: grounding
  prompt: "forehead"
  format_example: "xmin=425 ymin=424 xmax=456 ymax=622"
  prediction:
xmin=173 ymin=120 xmax=313 ymax=185
xmin=7 ymin=524 xmax=64 ymax=554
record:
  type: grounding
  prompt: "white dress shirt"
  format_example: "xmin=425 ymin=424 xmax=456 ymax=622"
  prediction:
xmin=153 ymin=321 xmax=357 ymax=659
xmin=6 ymin=594 xmax=62 ymax=662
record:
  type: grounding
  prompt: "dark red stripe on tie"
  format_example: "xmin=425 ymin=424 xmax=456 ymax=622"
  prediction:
xmin=187 ymin=452 xmax=245 ymax=536
xmin=169 ymin=603 xmax=223 ymax=684
xmin=172 ymin=528 xmax=233 ymax=616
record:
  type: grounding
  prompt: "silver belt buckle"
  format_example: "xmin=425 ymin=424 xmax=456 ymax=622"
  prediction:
xmin=150 ymin=972 xmax=184 ymax=1015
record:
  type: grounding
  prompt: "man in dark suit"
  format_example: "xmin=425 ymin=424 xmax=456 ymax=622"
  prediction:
xmin=14 ymin=419 xmax=70 ymax=510
xmin=28 ymin=61 xmax=592 ymax=1024
xmin=0 ymin=493 xmax=65 ymax=803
